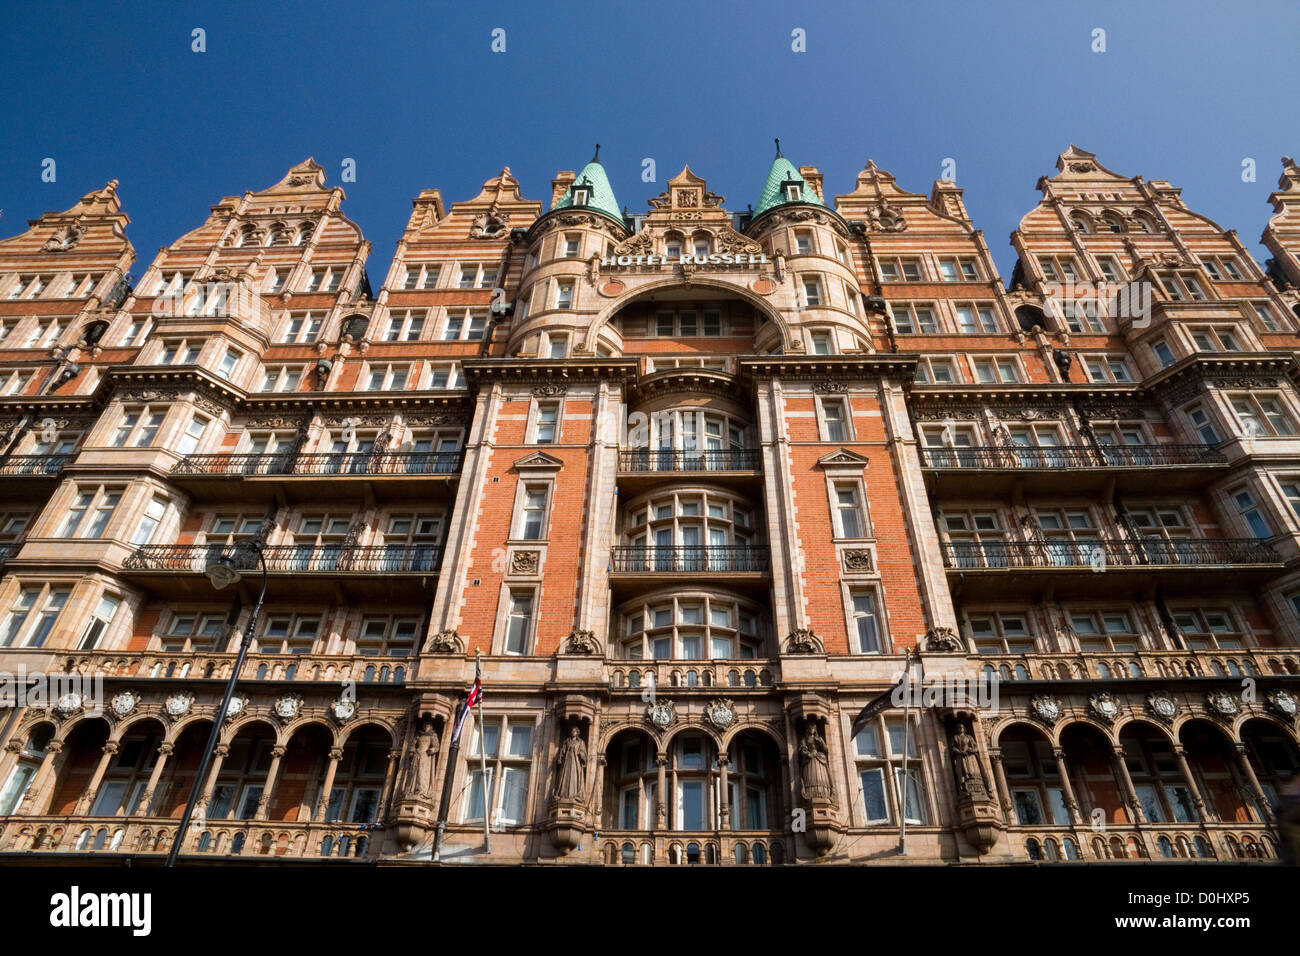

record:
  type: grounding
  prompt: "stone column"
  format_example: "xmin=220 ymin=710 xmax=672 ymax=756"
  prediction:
xmin=987 ymin=747 xmax=1013 ymax=821
xmin=377 ymin=749 xmax=400 ymax=823
xmin=1232 ymin=742 xmax=1272 ymax=822
xmin=1052 ymin=747 xmax=1082 ymax=825
xmin=75 ymin=741 xmax=119 ymax=815
xmin=1110 ymin=746 xmax=1145 ymax=824
xmin=255 ymin=746 xmax=287 ymax=820
xmin=0 ymin=739 xmax=25 ymax=784
xmin=592 ymin=755 xmax=607 ymax=821
xmin=718 ymin=753 xmax=731 ymax=830
xmin=15 ymin=740 xmax=63 ymax=814
xmin=314 ymin=748 xmax=343 ymax=822
xmin=138 ymin=743 xmax=174 ymax=816
xmin=196 ymin=744 xmax=231 ymax=813
xmin=1171 ymin=744 xmax=1211 ymax=822
xmin=655 ymin=754 xmax=667 ymax=829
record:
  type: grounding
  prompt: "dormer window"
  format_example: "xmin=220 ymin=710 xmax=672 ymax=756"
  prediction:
xmin=782 ymin=180 xmax=803 ymax=202
xmin=571 ymin=178 xmax=592 ymax=208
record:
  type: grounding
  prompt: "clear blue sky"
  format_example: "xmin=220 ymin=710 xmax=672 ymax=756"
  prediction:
xmin=2 ymin=0 xmax=1296 ymax=283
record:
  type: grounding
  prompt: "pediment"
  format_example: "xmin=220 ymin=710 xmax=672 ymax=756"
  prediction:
xmin=817 ymin=448 xmax=869 ymax=469
xmin=513 ymin=451 xmax=564 ymax=471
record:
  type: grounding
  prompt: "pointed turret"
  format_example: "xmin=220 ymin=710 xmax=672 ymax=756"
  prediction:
xmin=753 ymin=138 xmax=825 ymax=218
xmin=553 ymin=144 xmax=622 ymax=222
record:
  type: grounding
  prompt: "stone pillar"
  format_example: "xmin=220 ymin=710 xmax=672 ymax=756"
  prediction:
xmin=0 ymin=739 xmax=25 ymax=784
xmin=592 ymin=755 xmax=606 ymax=821
xmin=1052 ymin=747 xmax=1082 ymax=825
xmin=15 ymin=740 xmax=63 ymax=814
xmin=196 ymin=744 xmax=231 ymax=813
xmin=718 ymin=753 xmax=731 ymax=830
xmin=138 ymin=743 xmax=174 ymax=816
xmin=75 ymin=741 xmax=119 ymax=815
xmin=987 ymin=747 xmax=1013 ymax=820
xmin=655 ymin=754 xmax=667 ymax=829
xmin=255 ymin=746 xmax=287 ymax=820
xmin=1232 ymin=742 xmax=1272 ymax=822
xmin=1171 ymin=744 xmax=1211 ymax=822
xmin=1110 ymin=746 xmax=1145 ymax=824
xmin=314 ymin=748 xmax=343 ymax=822
xmin=377 ymin=749 xmax=400 ymax=823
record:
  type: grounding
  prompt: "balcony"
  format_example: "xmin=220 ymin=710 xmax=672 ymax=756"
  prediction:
xmin=59 ymin=649 xmax=414 ymax=685
xmin=0 ymin=816 xmax=379 ymax=862
xmin=1012 ymin=823 xmax=1278 ymax=863
xmin=941 ymin=537 xmax=1281 ymax=598
xmin=170 ymin=451 xmax=464 ymax=502
xmin=608 ymin=545 xmax=771 ymax=596
xmin=0 ymin=454 xmax=69 ymax=477
xmin=919 ymin=443 xmax=1226 ymax=496
xmin=120 ymin=543 xmax=442 ymax=600
xmin=616 ymin=448 xmax=762 ymax=492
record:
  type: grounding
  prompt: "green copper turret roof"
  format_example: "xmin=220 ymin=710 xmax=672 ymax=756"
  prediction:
xmin=554 ymin=145 xmax=622 ymax=222
xmin=753 ymin=140 xmax=824 ymax=218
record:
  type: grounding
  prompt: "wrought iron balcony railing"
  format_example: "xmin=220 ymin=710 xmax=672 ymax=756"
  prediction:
xmin=919 ymin=443 xmax=1222 ymax=469
xmin=0 ymin=454 xmax=69 ymax=476
xmin=123 ymin=543 xmax=442 ymax=574
xmin=172 ymin=451 xmax=463 ymax=478
xmin=942 ymin=537 xmax=1278 ymax=570
xmin=609 ymin=545 xmax=771 ymax=573
xmin=618 ymin=449 xmax=762 ymax=472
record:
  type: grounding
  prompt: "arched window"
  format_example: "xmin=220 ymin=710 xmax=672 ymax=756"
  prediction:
xmin=752 ymin=842 xmax=767 ymax=865
xmin=1157 ymin=836 xmax=1174 ymax=858
xmin=621 ymin=842 xmax=635 ymax=865
xmin=1063 ymin=838 xmax=1080 ymax=860
xmin=1070 ymin=213 xmax=1090 ymax=234
xmin=733 ymin=843 xmax=748 ymax=864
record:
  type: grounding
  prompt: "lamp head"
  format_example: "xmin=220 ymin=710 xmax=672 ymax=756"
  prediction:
xmin=205 ymin=553 xmax=242 ymax=589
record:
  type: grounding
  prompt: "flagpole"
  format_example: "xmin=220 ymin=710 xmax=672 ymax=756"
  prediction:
xmin=476 ymin=649 xmax=491 ymax=853
xmin=898 ymin=646 xmax=911 ymax=856
xmin=431 ymin=698 xmax=466 ymax=863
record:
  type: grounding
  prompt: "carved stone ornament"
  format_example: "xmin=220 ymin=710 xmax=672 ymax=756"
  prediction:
xmin=55 ymin=691 xmax=84 ymax=717
xmin=164 ymin=692 xmax=194 ymax=718
xmin=509 ymin=550 xmax=540 ymax=575
xmin=43 ymin=224 xmax=83 ymax=252
xmin=784 ymin=628 xmax=824 ymax=654
xmin=1146 ymin=691 xmax=1178 ymax=723
xmin=705 ymin=698 xmax=736 ymax=730
xmin=1266 ymin=688 xmax=1298 ymax=721
xmin=1030 ymin=695 xmax=1061 ymax=724
xmin=427 ymin=629 xmax=464 ymax=654
xmin=924 ymin=626 xmax=963 ymax=653
xmin=645 ymin=700 xmax=675 ymax=729
xmin=812 ymin=380 xmax=848 ymax=393
xmin=469 ymin=211 xmax=511 ymax=239
xmin=1068 ymin=161 xmax=1096 ymax=173
xmin=1206 ymin=689 xmax=1240 ymax=717
xmin=109 ymin=690 xmax=140 ymax=718
xmin=531 ymin=384 xmax=568 ymax=397
xmin=224 ymin=695 xmax=248 ymax=721
xmin=564 ymin=629 xmax=599 ymax=655
xmin=1089 ymin=691 xmax=1121 ymax=723
xmin=330 ymin=696 xmax=358 ymax=724
xmin=842 ymin=549 xmax=874 ymax=572
xmin=273 ymin=694 xmax=304 ymax=722
xmin=867 ymin=203 xmax=906 ymax=233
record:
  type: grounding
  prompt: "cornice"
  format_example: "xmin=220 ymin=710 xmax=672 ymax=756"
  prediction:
xmin=461 ymin=357 xmax=639 ymax=386
xmin=738 ymin=355 xmax=917 ymax=382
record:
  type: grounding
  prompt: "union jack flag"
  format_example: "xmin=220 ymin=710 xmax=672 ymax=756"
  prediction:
xmin=450 ymin=658 xmax=482 ymax=746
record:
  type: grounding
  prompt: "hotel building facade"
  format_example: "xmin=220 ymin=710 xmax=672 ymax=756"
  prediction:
xmin=0 ymin=147 xmax=1297 ymax=866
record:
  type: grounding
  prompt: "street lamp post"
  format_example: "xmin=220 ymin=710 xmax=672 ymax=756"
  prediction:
xmin=165 ymin=543 xmax=268 ymax=867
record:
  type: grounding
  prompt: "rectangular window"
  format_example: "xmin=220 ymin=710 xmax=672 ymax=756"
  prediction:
xmin=519 ymin=487 xmax=549 ymax=540
xmin=534 ymin=403 xmax=559 ymax=444
xmin=802 ymin=277 xmax=822 ymax=307
xmin=1232 ymin=488 xmax=1272 ymax=538
xmin=834 ymin=483 xmax=866 ymax=538
xmin=0 ymin=586 xmax=69 ymax=648
xmin=820 ymin=398 xmax=849 ymax=442
xmin=504 ymin=592 xmax=534 ymax=655
xmin=851 ymin=591 xmax=881 ymax=653
xmin=556 ymin=282 xmax=573 ymax=309
xmin=78 ymin=593 xmax=122 ymax=650
xmin=131 ymin=495 xmax=168 ymax=546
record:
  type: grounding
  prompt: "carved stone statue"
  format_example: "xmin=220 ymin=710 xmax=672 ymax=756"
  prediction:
xmin=949 ymin=723 xmax=985 ymax=798
xmin=798 ymin=724 xmax=834 ymax=801
xmin=401 ymin=718 xmax=438 ymax=802
xmin=552 ymin=726 xmax=587 ymax=802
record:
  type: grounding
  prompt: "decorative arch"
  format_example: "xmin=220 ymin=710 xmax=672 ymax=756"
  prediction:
xmin=580 ymin=276 xmax=797 ymax=355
